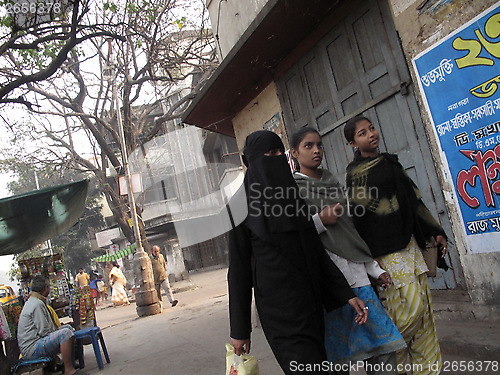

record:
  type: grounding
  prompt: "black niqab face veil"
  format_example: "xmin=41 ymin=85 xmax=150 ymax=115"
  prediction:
xmin=242 ymin=131 xmax=312 ymax=242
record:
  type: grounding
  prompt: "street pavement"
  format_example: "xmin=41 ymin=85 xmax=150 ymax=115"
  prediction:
xmin=80 ymin=268 xmax=282 ymax=375
xmin=77 ymin=268 xmax=499 ymax=375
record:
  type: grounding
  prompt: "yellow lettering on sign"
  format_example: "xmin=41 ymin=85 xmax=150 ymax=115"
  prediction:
xmin=453 ymin=12 xmax=500 ymax=69
xmin=470 ymin=74 xmax=500 ymax=98
xmin=475 ymin=13 xmax=500 ymax=58
xmin=453 ymin=37 xmax=494 ymax=68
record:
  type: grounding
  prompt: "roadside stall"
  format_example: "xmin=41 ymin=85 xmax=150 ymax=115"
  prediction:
xmin=17 ymin=254 xmax=71 ymax=318
xmin=0 ymin=180 xmax=89 ymax=372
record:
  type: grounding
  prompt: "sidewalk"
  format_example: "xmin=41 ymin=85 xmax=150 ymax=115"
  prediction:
xmin=432 ymin=290 xmax=500 ymax=362
xmin=83 ymin=268 xmax=282 ymax=375
xmin=80 ymin=268 xmax=499 ymax=375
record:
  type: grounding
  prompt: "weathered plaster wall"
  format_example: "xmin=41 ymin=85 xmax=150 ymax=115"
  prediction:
xmin=165 ymin=238 xmax=187 ymax=282
xmin=206 ymin=0 xmax=270 ymax=59
xmin=232 ymin=82 xmax=287 ymax=152
xmin=390 ymin=0 xmax=500 ymax=304
xmin=390 ymin=0 xmax=498 ymax=59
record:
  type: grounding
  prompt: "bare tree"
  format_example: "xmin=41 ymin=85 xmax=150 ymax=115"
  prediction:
xmin=0 ymin=0 xmax=126 ymax=107
xmin=1 ymin=0 xmax=217 ymax=251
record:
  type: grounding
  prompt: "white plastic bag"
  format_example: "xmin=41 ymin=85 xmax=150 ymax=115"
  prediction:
xmin=225 ymin=343 xmax=260 ymax=375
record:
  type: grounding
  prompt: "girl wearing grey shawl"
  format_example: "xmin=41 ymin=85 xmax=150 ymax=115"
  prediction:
xmin=291 ymin=128 xmax=406 ymax=375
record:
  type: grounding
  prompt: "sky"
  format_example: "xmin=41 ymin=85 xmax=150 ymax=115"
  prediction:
xmin=0 ymin=255 xmax=15 ymax=287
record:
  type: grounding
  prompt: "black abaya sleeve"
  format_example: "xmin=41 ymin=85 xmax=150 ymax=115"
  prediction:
xmin=228 ymin=222 xmax=253 ymax=340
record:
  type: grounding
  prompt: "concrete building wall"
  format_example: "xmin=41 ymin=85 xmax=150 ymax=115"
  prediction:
xmin=389 ymin=0 xmax=500 ymax=304
xmin=206 ymin=0 xmax=269 ymax=59
xmin=165 ymin=238 xmax=187 ymax=282
xmin=232 ymin=82 xmax=287 ymax=151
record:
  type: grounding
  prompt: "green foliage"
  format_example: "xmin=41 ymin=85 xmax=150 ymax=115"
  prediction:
xmin=12 ymin=39 xmax=66 ymax=70
xmin=104 ymin=1 xmax=118 ymax=12
xmin=173 ymin=17 xmax=186 ymax=30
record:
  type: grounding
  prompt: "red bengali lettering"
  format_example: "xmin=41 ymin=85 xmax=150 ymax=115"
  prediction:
xmin=457 ymin=144 xmax=500 ymax=208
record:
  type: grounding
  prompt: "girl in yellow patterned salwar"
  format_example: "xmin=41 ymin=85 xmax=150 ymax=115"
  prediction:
xmin=344 ymin=116 xmax=449 ymax=375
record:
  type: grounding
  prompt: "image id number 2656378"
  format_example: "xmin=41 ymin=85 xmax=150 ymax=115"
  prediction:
xmin=442 ymin=361 xmax=498 ymax=372
xmin=4 ymin=1 xmax=62 ymax=15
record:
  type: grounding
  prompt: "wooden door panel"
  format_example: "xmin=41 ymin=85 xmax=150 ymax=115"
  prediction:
xmin=369 ymin=73 xmax=392 ymax=97
xmin=325 ymin=33 xmax=357 ymax=93
xmin=340 ymin=94 xmax=362 ymax=117
xmin=277 ymin=0 xmax=460 ymax=289
xmin=352 ymin=9 xmax=386 ymax=72
xmin=284 ymin=73 xmax=309 ymax=124
xmin=372 ymin=95 xmax=410 ymax=153
xmin=316 ymin=110 xmax=336 ymax=132
xmin=303 ymin=56 xmax=335 ymax=120
xmin=322 ymin=127 xmax=351 ymax=178
xmin=365 ymin=64 xmax=392 ymax=87
xmin=303 ymin=58 xmax=327 ymax=109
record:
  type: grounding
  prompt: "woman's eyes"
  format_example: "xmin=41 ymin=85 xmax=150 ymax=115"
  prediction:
xmin=303 ymin=143 xmax=323 ymax=149
xmin=265 ymin=149 xmax=283 ymax=155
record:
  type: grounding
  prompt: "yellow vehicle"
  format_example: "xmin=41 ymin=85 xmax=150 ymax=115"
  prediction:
xmin=0 ymin=285 xmax=18 ymax=306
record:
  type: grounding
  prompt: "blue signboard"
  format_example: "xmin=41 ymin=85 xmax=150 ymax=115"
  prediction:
xmin=413 ymin=2 xmax=500 ymax=253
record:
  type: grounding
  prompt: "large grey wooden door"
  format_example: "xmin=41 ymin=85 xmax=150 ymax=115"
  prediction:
xmin=277 ymin=0 xmax=461 ymax=289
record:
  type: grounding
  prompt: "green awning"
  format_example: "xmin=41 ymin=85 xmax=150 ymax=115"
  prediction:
xmin=92 ymin=242 xmax=137 ymax=262
xmin=0 ymin=180 xmax=89 ymax=256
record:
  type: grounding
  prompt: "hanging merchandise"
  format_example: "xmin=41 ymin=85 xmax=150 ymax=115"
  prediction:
xmin=0 ymin=307 xmax=11 ymax=340
xmin=1 ymin=301 xmax=23 ymax=338
xmin=70 ymin=285 xmax=95 ymax=329
xmin=17 ymin=254 xmax=71 ymax=318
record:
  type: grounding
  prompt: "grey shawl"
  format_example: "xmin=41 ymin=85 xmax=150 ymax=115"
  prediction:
xmin=294 ymin=169 xmax=373 ymax=263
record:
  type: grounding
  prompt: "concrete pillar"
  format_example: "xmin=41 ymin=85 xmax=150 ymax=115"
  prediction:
xmin=133 ymin=251 xmax=161 ymax=316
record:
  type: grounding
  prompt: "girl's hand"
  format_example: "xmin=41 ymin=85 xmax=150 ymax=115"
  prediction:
xmin=347 ymin=297 xmax=368 ymax=325
xmin=231 ymin=337 xmax=251 ymax=356
xmin=319 ymin=203 xmax=342 ymax=225
xmin=435 ymin=235 xmax=448 ymax=257
xmin=377 ymin=272 xmax=391 ymax=287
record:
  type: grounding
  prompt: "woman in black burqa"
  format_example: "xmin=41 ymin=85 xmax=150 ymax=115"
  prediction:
xmin=228 ymin=130 xmax=367 ymax=374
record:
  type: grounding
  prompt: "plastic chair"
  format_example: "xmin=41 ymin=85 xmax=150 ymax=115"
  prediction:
xmin=2 ymin=337 xmax=53 ymax=374
xmin=73 ymin=326 xmax=110 ymax=370
xmin=13 ymin=356 xmax=52 ymax=374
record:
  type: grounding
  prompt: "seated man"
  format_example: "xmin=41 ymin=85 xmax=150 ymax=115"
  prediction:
xmin=17 ymin=275 xmax=87 ymax=375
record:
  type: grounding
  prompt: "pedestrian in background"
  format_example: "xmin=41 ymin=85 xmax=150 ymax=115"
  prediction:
xmin=150 ymin=245 xmax=178 ymax=308
xmin=75 ymin=268 xmax=89 ymax=288
xmin=109 ymin=263 xmax=130 ymax=306
xmin=89 ymin=274 xmax=102 ymax=306
xmin=344 ymin=116 xmax=448 ymax=375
